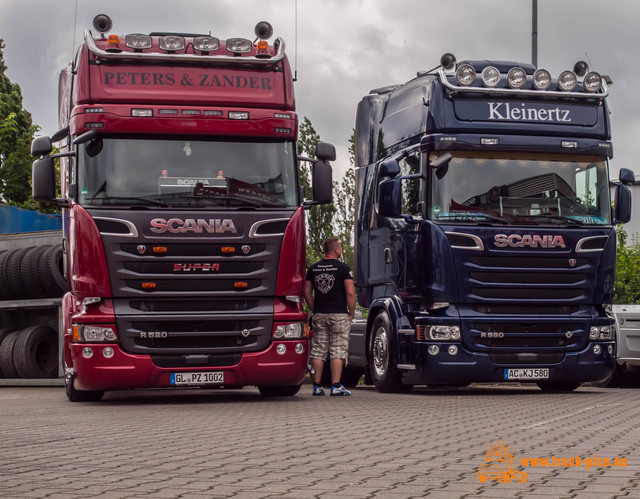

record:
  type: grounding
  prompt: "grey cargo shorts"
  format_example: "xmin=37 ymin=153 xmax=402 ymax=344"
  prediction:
xmin=310 ymin=313 xmax=351 ymax=361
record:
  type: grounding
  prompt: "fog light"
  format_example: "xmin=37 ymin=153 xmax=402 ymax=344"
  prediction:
xmin=428 ymin=345 xmax=440 ymax=356
xmin=103 ymin=346 xmax=115 ymax=358
xmin=593 ymin=344 xmax=601 ymax=355
xmin=82 ymin=347 xmax=93 ymax=359
xmin=276 ymin=344 xmax=287 ymax=355
xmin=295 ymin=343 xmax=305 ymax=354
xmin=448 ymin=345 xmax=458 ymax=356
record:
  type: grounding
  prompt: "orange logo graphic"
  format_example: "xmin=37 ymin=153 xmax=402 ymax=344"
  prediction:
xmin=477 ymin=440 xmax=528 ymax=484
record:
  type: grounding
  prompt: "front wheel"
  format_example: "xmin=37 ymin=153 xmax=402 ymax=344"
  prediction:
xmin=64 ymin=363 xmax=104 ymax=402
xmin=368 ymin=312 xmax=412 ymax=393
xmin=258 ymin=384 xmax=301 ymax=397
xmin=536 ymin=381 xmax=581 ymax=392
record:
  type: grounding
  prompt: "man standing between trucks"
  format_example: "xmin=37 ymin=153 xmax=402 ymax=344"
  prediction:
xmin=304 ymin=238 xmax=356 ymax=396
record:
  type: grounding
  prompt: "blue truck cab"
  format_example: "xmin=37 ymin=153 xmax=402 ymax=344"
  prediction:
xmin=348 ymin=54 xmax=635 ymax=392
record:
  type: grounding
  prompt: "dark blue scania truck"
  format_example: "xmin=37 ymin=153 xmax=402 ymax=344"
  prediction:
xmin=347 ymin=54 xmax=635 ymax=392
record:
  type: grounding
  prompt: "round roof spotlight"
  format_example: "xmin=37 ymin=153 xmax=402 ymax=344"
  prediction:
xmin=583 ymin=71 xmax=602 ymax=92
xmin=481 ymin=66 xmax=500 ymax=87
xmin=456 ymin=64 xmax=476 ymax=86
xmin=441 ymin=53 xmax=457 ymax=70
xmin=533 ymin=69 xmax=552 ymax=90
xmin=573 ymin=60 xmax=589 ymax=77
xmin=254 ymin=21 xmax=273 ymax=40
xmin=92 ymin=14 xmax=113 ymax=34
xmin=507 ymin=67 xmax=527 ymax=89
xmin=558 ymin=70 xmax=577 ymax=91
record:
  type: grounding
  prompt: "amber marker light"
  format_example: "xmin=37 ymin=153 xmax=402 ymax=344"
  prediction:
xmin=105 ymin=34 xmax=122 ymax=53
xmin=142 ymin=282 xmax=156 ymax=290
xmin=221 ymin=247 xmax=236 ymax=254
xmin=153 ymin=246 xmax=168 ymax=254
xmin=234 ymin=282 xmax=248 ymax=289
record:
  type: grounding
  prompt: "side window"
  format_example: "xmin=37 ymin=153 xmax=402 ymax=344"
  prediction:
xmin=399 ymin=151 xmax=421 ymax=217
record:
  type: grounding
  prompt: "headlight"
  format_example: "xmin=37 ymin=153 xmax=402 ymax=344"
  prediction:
xmin=589 ymin=326 xmax=614 ymax=340
xmin=273 ymin=322 xmax=306 ymax=339
xmin=73 ymin=325 xmax=117 ymax=342
xmin=558 ymin=71 xmax=577 ymax=91
xmin=226 ymin=38 xmax=252 ymax=54
xmin=481 ymin=66 xmax=500 ymax=87
xmin=125 ymin=34 xmax=152 ymax=50
xmin=194 ymin=36 xmax=220 ymax=52
xmin=456 ymin=64 xmax=476 ymax=86
xmin=533 ymin=69 xmax=552 ymax=90
xmin=583 ymin=72 xmax=602 ymax=92
xmin=507 ymin=67 xmax=526 ymax=89
xmin=428 ymin=325 xmax=461 ymax=341
xmin=159 ymin=35 xmax=185 ymax=52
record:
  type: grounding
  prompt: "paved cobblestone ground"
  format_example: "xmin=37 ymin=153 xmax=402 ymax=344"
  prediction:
xmin=1 ymin=383 xmax=639 ymax=498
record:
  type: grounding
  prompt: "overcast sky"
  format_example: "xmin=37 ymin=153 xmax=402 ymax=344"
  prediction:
xmin=1 ymin=0 xmax=639 ymax=180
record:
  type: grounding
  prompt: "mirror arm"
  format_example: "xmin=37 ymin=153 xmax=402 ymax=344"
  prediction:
xmin=297 ymin=155 xmax=317 ymax=164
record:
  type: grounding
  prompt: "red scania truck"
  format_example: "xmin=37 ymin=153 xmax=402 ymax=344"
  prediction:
xmin=30 ymin=14 xmax=334 ymax=401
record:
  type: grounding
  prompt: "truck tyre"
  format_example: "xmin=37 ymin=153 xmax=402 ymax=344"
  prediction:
xmin=4 ymin=248 xmax=31 ymax=299
xmin=368 ymin=312 xmax=412 ymax=393
xmin=0 ymin=330 xmax=21 ymax=378
xmin=536 ymin=381 xmax=581 ymax=392
xmin=39 ymin=244 xmax=67 ymax=297
xmin=20 ymin=245 xmax=51 ymax=299
xmin=320 ymin=361 xmax=363 ymax=388
xmin=0 ymin=250 xmax=11 ymax=299
xmin=0 ymin=329 xmax=15 ymax=377
xmin=13 ymin=325 xmax=58 ymax=379
xmin=592 ymin=362 xmax=630 ymax=388
xmin=257 ymin=384 xmax=302 ymax=397
xmin=65 ymin=367 xmax=104 ymax=402
xmin=341 ymin=366 xmax=364 ymax=388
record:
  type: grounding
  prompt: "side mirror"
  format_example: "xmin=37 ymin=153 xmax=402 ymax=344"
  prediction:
xmin=614 ymin=184 xmax=632 ymax=224
xmin=31 ymin=136 xmax=53 ymax=156
xmin=32 ymin=157 xmax=56 ymax=202
xmin=431 ymin=152 xmax=453 ymax=180
xmin=377 ymin=179 xmax=402 ymax=218
xmin=619 ymin=168 xmax=636 ymax=186
xmin=315 ymin=142 xmax=336 ymax=162
xmin=312 ymin=160 xmax=333 ymax=204
xmin=379 ymin=158 xmax=400 ymax=177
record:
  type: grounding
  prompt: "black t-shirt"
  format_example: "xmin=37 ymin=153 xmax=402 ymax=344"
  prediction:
xmin=306 ymin=258 xmax=354 ymax=314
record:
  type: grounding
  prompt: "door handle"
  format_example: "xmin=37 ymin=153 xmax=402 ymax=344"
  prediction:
xmin=384 ymin=248 xmax=392 ymax=264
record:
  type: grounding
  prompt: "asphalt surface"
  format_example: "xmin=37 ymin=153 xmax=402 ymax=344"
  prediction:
xmin=1 ymin=383 xmax=639 ymax=498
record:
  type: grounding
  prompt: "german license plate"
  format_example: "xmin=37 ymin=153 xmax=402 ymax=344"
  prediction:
xmin=170 ymin=372 xmax=224 ymax=385
xmin=504 ymin=368 xmax=549 ymax=380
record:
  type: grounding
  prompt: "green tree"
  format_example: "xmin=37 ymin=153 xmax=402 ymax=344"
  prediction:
xmin=615 ymin=227 xmax=640 ymax=303
xmin=297 ymin=117 xmax=336 ymax=267
xmin=0 ymin=39 xmax=42 ymax=208
xmin=332 ymin=131 xmax=356 ymax=270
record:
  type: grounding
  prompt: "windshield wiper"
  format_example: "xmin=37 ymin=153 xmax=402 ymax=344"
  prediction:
xmin=85 ymin=195 xmax=169 ymax=206
xmin=437 ymin=213 xmax=509 ymax=224
xmin=518 ymin=214 xmax=584 ymax=226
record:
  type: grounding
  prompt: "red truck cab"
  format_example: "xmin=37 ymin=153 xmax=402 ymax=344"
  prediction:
xmin=31 ymin=15 xmax=334 ymax=401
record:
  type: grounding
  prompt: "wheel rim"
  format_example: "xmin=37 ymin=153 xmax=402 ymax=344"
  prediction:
xmin=372 ymin=327 xmax=389 ymax=378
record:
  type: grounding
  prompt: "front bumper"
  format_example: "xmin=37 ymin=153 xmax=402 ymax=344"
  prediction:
xmin=402 ymin=341 xmax=615 ymax=385
xmin=69 ymin=340 xmax=309 ymax=391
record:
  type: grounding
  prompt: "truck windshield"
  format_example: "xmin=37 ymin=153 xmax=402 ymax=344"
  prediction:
xmin=77 ymin=137 xmax=299 ymax=208
xmin=429 ymin=152 xmax=611 ymax=225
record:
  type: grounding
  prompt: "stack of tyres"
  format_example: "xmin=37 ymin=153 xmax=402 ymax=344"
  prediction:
xmin=0 ymin=326 xmax=58 ymax=379
xmin=0 ymin=244 xmax=67 ymax=300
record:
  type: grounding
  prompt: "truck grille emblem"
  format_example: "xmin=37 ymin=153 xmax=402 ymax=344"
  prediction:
xmin=242 ymin=245 xmax=250 ymax=254
xmin=241 ymin=329 xmax=251 ymax=337
xmin=137 ymin=245 xmax=146 ymax=254
xmin=569 ymin=259 xmax=576 ymax=267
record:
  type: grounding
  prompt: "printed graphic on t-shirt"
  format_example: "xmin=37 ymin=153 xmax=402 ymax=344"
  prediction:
xmin=314 ymin=273 xmax=335 ymax=294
